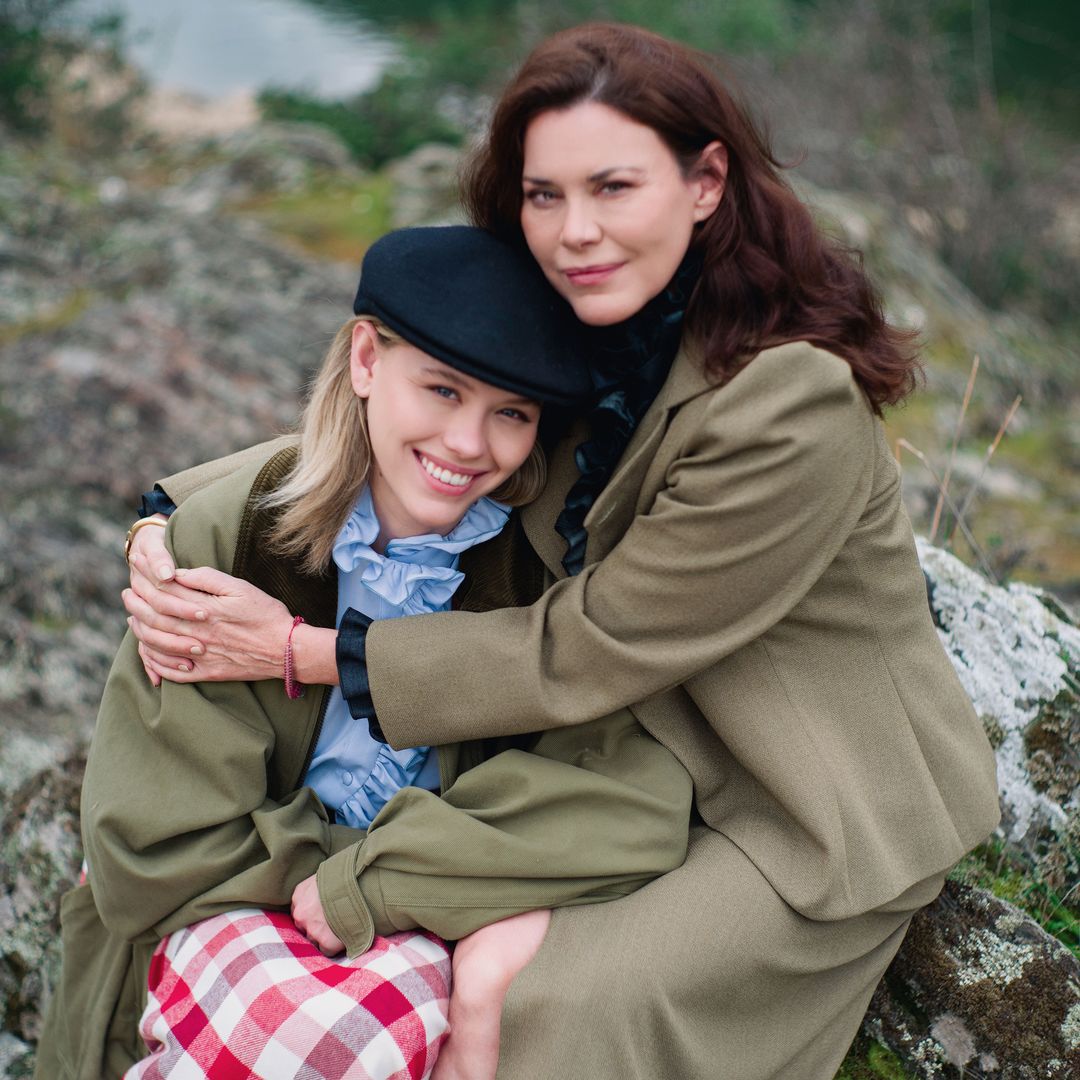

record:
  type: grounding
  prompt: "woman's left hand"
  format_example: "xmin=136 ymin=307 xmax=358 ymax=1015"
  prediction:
xmin=124 ymin=564 xmax=295 ymax=683
xmin=291 ymin=874 xmax=345 ymax=956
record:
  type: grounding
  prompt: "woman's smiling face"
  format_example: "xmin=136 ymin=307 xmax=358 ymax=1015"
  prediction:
xmin=350 ymin=322 xmax=540 ymax=549
xmin=520 ymin=102 xmax=726 ymax=326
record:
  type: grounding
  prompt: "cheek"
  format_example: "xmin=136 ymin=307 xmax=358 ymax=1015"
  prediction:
xmin=497 ymin=428 xmax=539 ymax=474
xmin=522 ymin=211 xmax=556 ymax=263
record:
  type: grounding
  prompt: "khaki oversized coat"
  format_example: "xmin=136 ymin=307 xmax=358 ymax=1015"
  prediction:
xmin=155 ymin=339 xmax=1002 ymax=1078
xmin=362 ymin=340 xmax=1002 ymax=924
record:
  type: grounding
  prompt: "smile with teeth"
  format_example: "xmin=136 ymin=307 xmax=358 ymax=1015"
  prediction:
xmin=418 ymin=453 xmax=481 ymax=489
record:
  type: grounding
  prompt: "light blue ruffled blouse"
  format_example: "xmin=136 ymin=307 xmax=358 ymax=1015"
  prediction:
xmin=303 ymin=486 xmax=509 ymax=830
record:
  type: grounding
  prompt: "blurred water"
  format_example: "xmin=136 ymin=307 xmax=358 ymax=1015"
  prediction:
xmin=82 ymin=0 xmax=396 ymax=98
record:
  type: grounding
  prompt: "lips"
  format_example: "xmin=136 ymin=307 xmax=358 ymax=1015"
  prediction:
xmin=415 ymin=451 xmax=486 ymax=493
xmin=562 ymin=262 xmax=624 ymax=286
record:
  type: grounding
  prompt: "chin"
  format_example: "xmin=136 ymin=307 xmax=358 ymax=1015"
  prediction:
xmin=568 ymin=294 xmax=641 ymax=327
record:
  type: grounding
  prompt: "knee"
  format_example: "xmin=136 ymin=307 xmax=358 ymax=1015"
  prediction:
xmin=451 ymin=909 xmax=551 ymax=1010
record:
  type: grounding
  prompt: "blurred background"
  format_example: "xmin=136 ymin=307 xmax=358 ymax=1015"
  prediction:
xmin=0 ymin=2 xmax=1077 ymax=1075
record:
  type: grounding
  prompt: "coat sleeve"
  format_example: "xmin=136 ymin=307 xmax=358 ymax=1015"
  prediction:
xmin=81 ymin=480 xmax=364 ymax=945
xmin=366 ymin=345 xmax=878 ymax=749
xmin=316 ymin=709 xmax=693 ymax=956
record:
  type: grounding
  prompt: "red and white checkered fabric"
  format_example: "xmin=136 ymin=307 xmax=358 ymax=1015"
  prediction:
xmin=125 ymin=908 xmax=451 ymax=1080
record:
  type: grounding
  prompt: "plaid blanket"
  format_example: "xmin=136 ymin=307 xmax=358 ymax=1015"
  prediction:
xmin=126 ymin=908 xmax=451 ymax=1080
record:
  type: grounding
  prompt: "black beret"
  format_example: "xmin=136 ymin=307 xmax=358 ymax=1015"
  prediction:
xmin=353 ymin=226 xmax=590 ymax=407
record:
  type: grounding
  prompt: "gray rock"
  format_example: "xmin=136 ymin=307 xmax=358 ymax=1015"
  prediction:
xmin=0 ymin=749 xmax=84 ymax=1052
xmin=918 ymin=539 xmax=1080 ymax=889
xmin=861 ymin=543 xmax=1080 ymax=1077
xmin=386 ymin=142 xmax=466 ymax=228
xmin=868 ymin=881 xmax=1080 ymax=1077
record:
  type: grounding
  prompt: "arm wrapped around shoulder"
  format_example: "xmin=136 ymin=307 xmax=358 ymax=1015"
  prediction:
xmin=367 ymin=344 xmax=878 ymax=748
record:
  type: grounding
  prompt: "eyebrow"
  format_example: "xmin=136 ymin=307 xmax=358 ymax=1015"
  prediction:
xmin=420 ymin=366 xmax=536 ymax=406
xmin=523 ymin=166 xmax=646 ymax=185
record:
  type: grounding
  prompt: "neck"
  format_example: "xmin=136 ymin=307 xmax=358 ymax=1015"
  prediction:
xmin=368 ymin=491 xmax=468 ymax=554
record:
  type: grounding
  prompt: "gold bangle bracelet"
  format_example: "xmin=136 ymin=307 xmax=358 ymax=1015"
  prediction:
xmin=124 ymin=516 xmax=167 ymax=563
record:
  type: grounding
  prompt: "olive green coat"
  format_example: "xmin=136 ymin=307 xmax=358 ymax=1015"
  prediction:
xmin=35 ymin=449 xmax=692 ymax=1080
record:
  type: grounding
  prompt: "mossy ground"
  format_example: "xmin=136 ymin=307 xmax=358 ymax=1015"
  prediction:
xmin=950 ymin=839 xmax=1080 ymax=959
xmin=231 ymin=171 xmax=394 ymax=263
xmin=836 ymin=1036 xmax=916 ymax=1079
xmin=884 ymin=385 xmax=1080 ymax=600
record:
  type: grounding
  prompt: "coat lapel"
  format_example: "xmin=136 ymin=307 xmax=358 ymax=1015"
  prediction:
xmin=583 ymin=346 xmax=713 ymax=563
xmin=521 ymin=417 xmax=589 ymax=580
xmin=521 ymin=346 xmax=714 ymax=577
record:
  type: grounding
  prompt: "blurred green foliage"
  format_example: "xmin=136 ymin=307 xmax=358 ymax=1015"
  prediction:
xmin=951 ymin=837 xmax=1080 ymax=959
xmin=0 ymin=0 xmax=75 ymax=131
xmin=259 ymin=71 xmax=461 ymax=169
xmin=835 ymin=1038 xmax=916 ymax=1080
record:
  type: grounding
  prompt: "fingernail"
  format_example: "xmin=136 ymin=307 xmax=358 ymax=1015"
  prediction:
xmin=174 ymin=568 xmax=187 ymax=578
xmin=126 ymin=617 xmax=133 ymax=627
xmin=178 ymin=663 xmax=191 ymax=672
xmin=194 ymin=610 xmax=207 ymax=621
xmin=190 ymin=645 xmax=204 ymax=656
xmin=157 ymin=565 xmax=175 ymax=581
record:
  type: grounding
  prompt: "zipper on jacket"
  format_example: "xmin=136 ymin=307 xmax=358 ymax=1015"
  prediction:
xmin=293 ymin=684 xmax=332 ymax=791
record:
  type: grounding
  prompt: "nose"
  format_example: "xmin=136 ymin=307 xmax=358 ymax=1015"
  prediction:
xmin=441 ymin=407 xmax=488 ymax=462
xmin=560 ymin=196 xmax=601 ymax=249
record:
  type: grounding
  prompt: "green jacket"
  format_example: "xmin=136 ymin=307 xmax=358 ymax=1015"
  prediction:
xmin=36 ymin=447 xmax=692 ymax=1080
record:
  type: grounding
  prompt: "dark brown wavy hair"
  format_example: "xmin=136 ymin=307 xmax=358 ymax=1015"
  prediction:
xmin=463 ymin=23 xmax=920 ymax=412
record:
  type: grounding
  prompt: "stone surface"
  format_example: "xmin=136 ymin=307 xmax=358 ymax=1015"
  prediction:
xmin=861 ymin=544 xmax=1080 ymax=1077
xmin=868 ymin=881 xmax=1080 ymax=1078
xmin=918 ymin=539 xmax=1080 ymax=891
xmin=386 ymin=142 xmax=466 ymax=228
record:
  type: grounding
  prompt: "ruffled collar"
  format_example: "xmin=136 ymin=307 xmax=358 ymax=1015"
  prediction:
xmin=332 ymin=486 xmax=509 ymax=615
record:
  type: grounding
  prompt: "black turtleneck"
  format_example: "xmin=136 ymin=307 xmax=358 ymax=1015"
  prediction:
xmin=554 ymin=249 xmax=702 ymax=577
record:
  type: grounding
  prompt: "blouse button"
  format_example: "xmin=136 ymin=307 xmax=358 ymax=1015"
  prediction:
xmin=342 ymin=771 xmax=354 ymax=787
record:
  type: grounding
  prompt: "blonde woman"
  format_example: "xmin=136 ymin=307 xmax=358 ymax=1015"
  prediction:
xmin=38 ymin=226 xmax=692 ymax=1080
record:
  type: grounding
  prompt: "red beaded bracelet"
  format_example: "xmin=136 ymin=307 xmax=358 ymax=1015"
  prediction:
xmin=284 ymin=615 xmax=305 ymax=700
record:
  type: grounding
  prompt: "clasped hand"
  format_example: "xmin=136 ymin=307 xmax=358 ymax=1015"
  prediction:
xmin=124 ymin=520 xmax=293 ymax=685
xmin=291 ymin=874 xmax=346 ymax=957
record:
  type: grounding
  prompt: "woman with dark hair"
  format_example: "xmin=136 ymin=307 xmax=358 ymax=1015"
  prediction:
xmin=124 ymin=23 xmax=1000 ymax=1080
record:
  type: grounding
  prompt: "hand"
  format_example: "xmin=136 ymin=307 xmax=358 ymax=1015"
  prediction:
xmin=128 ymin=516 xmax=176 ymax=585
xmin=124 ymin=563 xmax=294 ymax=684
xmin=291 ymin=874 xmax=345 ymax=956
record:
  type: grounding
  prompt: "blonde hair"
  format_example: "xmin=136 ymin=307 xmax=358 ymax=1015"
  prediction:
xmin=265 ymin=316 xmax=547 ymax=574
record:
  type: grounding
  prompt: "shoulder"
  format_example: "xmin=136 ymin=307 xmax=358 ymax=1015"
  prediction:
xmin=721 ymin=341 xmax=863 ymax=408
xmin=695 ymin=341 xmax=873 ymax=449
xmin=668 ymin=342 xmax=877 ymax=503
xmin=167 ymin=443 xmax=298 ymax=570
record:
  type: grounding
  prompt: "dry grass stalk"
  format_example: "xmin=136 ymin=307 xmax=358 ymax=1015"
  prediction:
xmin=930 ymin=354 xmax=980 ymax=543
xmin=896 ymin=437 xmax=999 ymax=582
xmin=948 ymin=394 xmax=1023 ymax=544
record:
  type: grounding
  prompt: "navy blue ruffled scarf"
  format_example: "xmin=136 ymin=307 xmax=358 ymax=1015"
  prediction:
xmin=555 ymin=250 xmax=702 ymax=577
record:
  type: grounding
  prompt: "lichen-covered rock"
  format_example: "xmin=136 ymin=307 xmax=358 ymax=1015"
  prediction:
xmin=918 ymin=539 xmax=1080 ymax=890
xmin=868 ymin=880 xmax=1080 ymax=1078
xmin=864 ymin=544 xmax=1080 ymax=1077
xmin=0 ymin=749 xmax=85 ymax=1077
